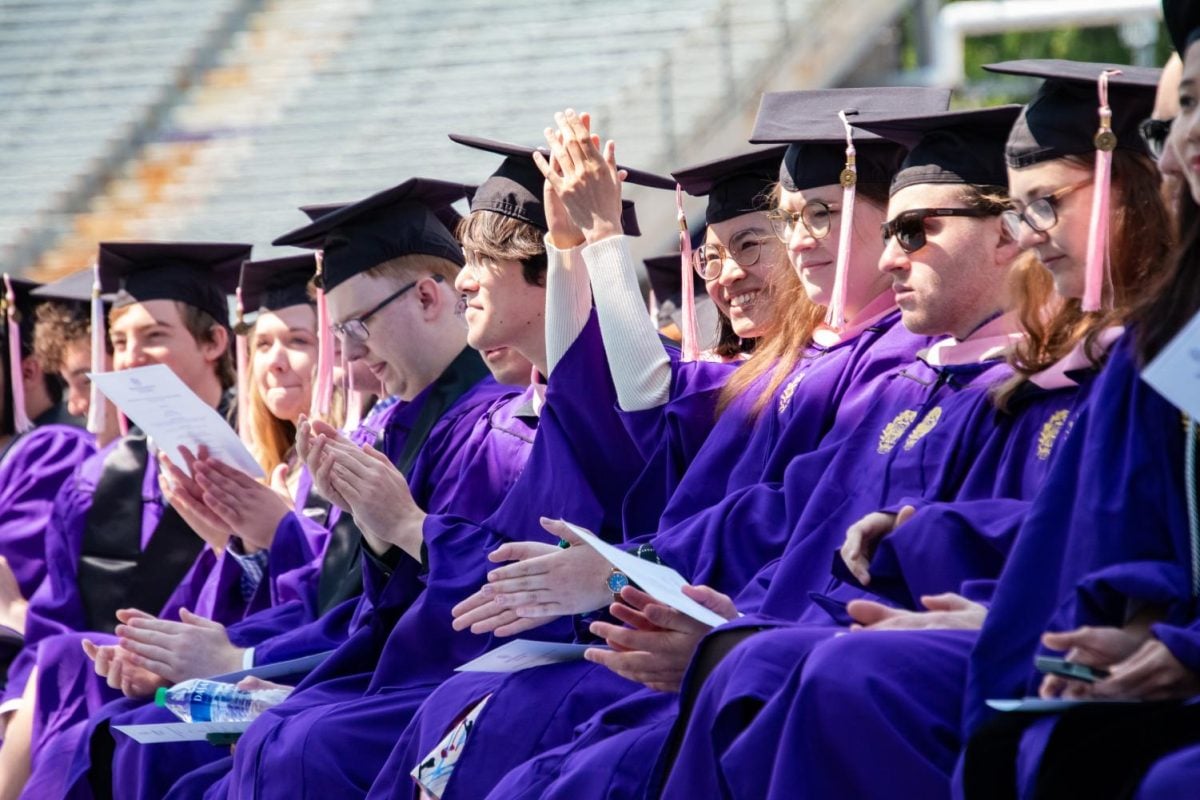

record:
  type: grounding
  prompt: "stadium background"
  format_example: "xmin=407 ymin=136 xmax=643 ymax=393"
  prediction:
xmin=0 ymin=0 xmax=1173 ymax=286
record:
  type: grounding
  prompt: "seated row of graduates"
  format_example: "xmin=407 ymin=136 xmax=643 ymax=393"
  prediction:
xmin=1 ymin=8 xmax=1200 ymax=798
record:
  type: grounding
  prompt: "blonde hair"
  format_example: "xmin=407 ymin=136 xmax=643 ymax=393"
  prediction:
xmin=716 ymin=182 xmax=892 ymax=420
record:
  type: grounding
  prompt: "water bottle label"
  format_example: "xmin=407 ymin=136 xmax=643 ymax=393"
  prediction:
xmin=189 ymin=686 xmax=214 ymax=722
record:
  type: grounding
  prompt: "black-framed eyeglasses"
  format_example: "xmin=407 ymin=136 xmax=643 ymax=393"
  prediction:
xmin=332 ymin=274 xmax=444 ymax=343
xmin=1138 ymin=117 xmax=1173 ymax=160
xmin=765 ymin=201 xmax=837 ymax=243
xmin=691 ymin=235 xmax=776 ymax=280
xmin=881 ymin=207 xmax=994 ymax=254
xmin=999 ymin=179 xmax=1092 ymax=241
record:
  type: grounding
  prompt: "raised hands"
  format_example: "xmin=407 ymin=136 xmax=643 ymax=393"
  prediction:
xmin=158 ymin=449 xmax=232 ymax=553
xmin=840 ymin=505 xmax=917 ymax=585
xmin=585 ymin=584 xmax=738 ymax=693
xmin=298 ymin=415 xmax=425 ymax=560
xmin=532 ymin=109 xmax=626 ymax=246
xmin=451 ymin=518 xmax=613 ymax=635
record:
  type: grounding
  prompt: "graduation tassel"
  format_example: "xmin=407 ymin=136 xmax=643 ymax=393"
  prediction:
xmin=311 ymin=251 xmax=335 ymax=419
xmin=3 ymin=274 xmax=32 ymax=434
xmin=233 ymin=283 xmax=251 ymax=445
xmin=675 ymin=184 xmax=700 ymax=362
xmin=85 ymin=262 xmax=108 ymax=435
xmin=827 ymin=109 xmax=858 ymax=331
xmin=342 ymin=347 xmax=363 ymax=432
xmin=1083 ymin=69 xmax=1121 ymax=313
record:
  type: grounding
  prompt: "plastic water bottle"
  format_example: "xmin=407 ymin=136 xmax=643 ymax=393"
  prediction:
xmin=155 ymin=679 xmax=293 ymax=723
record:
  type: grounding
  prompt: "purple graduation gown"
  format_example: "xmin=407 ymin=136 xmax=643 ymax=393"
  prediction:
xmin=42 ymin=361 xmax=521 ymax=800
xmin=477 ymin=334 xmax=1024 ymax=800
xmin=368 ymin=307 xmax=930 ymax=800
xmin=661 ymin=332 xmax=1153 ymax=800
xmin=0 ymin=423 xmax=96 ymax=602
xmin=169 ymin=314 xmax=647 ymax=798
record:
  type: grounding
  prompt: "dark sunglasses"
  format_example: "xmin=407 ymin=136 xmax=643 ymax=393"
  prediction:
xmin=881 ymin=207 xmax=994 ymax=254
xmin=1138 ymin=117 xmax=1173 ymax=160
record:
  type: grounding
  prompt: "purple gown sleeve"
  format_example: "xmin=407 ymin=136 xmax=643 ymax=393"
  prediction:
xmin=0 ymin=426 xmax=96 ymax=598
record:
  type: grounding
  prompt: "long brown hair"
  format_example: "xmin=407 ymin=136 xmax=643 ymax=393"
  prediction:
xmin=995 ymin=151 xmax=1172 ymax=409
xmin=715 ymin=181 xmax=891 ymax=419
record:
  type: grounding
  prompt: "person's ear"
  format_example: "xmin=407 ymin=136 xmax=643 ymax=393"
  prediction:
xmin=415 ymin=276 xmax=447 ymax=321
xmin=19 ymin=355 xmax=42 ymax=385
xmin=993 ymin=215 xmax=1023 ymax=267
xmin=201 ymin=324 xmax=230 ymax=365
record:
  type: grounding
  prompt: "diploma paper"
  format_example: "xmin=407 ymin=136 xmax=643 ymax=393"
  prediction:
xmin=562 ymin=521 xmax=729 ymax=628
xmin=986 ymin=698 xmax=1140 ymax=713
xmin=90 ymin=364 xmax=263 ymax=478
xmin=455 ymin=640 xmax=596 ymax=673
xmin=113 ymin=720 xmax=251 ymax=744
xmin=210 ymin=651 xmax=332 ymax=683
xmin=1142 ymin=308 xmax=1200 ymax=420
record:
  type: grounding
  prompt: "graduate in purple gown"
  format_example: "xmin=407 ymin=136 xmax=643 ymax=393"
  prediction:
xmin=367 ymin=90 xmax=950 ymax=800
xmin=957 ymin=17 xmax=1200 ymax=796
xmin=0 ymin=241 xmax=253 ymax=798
xmin=0 ymin=276 xmax=95 ymax=609
xmin=474 ymin=100 xmax=1032 ymax=800
xmin=154 ymin=138 xmax=663 ymax=798
xmin=661 ymin=60 xmax=1167 ymax=800
xmin=43 ymin=178 xmax=532 ymax=799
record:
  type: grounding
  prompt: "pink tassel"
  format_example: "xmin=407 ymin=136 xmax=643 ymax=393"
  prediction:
xmin=342 ymin=346 xmax=362 ymax=432
xmin=3 ymin=274 xmax=32 ymax=434
xmin=311 ymin=251 xmax=335 ymax=419
xmin=826 ymin=110 xmax=858 ymax=331
xmin=86 ymin=262 xmax=108 ymax=435
xmin=1083 ymin=69 xmax=1121 ymax=313
xmin=676 ymin=185 xmax=700 ymax=362
xmin=234 ymin=286 xmax=250 ymax=444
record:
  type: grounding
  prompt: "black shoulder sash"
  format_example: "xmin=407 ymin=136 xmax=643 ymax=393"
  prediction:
xmin=78 ymin=437 xmax=204 ymax=633
xmin=315 ymin=348 xmax=489 ymax=612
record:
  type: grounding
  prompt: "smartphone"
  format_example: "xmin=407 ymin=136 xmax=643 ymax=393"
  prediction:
xmin=1034 ymin=655 xmax=1110 ymax=683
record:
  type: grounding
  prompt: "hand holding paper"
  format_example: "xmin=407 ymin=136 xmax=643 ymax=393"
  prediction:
xmin=559 ymin=521 xmax=729 ymax=628
xmin=90 ymin=364 xmax=263 ymax=479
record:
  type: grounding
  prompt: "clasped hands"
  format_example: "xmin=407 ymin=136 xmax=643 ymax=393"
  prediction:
xmin=158 ymin=445 xmax=292 ymax=555
xmin=296 ymin=415 xmax=425 ymax=561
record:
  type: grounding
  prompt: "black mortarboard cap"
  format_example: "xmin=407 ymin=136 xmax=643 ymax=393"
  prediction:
xmin=238 ymin=254 xmax=318 ymax=313
xmin=2 ymin=276 xmax=41 ymax=356
xmin=644 ymin=254 xmax=706 ymax=332
xmin=672 ymin=145 xmax=787 ymax=224
xmin=273 ymin=178 xmax=467 ymax=291
xmin=31 ymin=268 xmax=103 ymax=305
xmin=97 ymin=242 xmax=248 ymax=327
xmin=450 ymin=134 xmax=670 ymax=232
xmin=749 ymin=87 xmax=952 ymax=191
xmin=1164 ymin=0 xmax=1200 ymax=58
xmin=983 ymin=60 xmax=1161 ymax=168
xmin=854 ymin=105 xmax=1022 ymax=195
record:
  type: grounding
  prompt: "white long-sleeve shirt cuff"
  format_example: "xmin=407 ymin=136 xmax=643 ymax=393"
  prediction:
xmin=582 ymin=235 xmax=671 ymax=411
xmin=544 ymin=237 xmax=592 ymax=376
xmin=242 ymin=646 xmax=256 ymax=669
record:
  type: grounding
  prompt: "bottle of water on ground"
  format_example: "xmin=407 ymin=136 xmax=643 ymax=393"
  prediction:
xmin=155 ymin=679 xmax=293 ymax=723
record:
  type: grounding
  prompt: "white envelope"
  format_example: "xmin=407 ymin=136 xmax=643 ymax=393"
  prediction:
xmin=90 ymin=364 xmax=263 ymax=478
xmin=1142 ymin=308 xmax=1200 ymax=420
xmin=455 ymin=640 xmax=596 ymax=673
xmin=113 ymin=720 xmax=251 ymax=744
